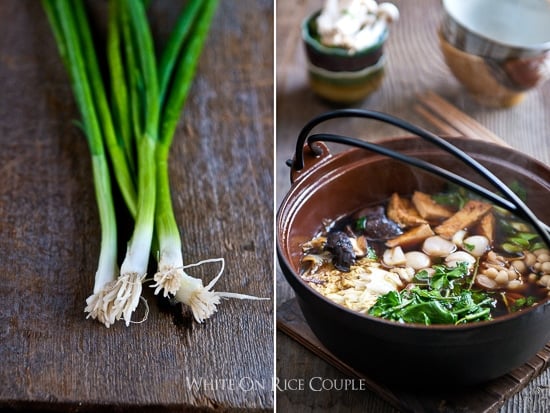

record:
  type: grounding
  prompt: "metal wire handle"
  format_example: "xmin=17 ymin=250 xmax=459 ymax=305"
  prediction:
xmin=288 ymin=109 xmax=550 ymax=245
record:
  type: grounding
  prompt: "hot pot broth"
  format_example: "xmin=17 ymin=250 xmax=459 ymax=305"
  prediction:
xmin=300 ymin=187 xmax=550 ymax=324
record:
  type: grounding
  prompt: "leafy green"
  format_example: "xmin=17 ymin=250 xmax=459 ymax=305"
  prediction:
xmin=431 ymin=185 xmax=470 ymax=209
xmin=499 ymin=218 xmax=544 ymax=253
xmin=508 ymin=180 xmax=528 ymax=202
xmin=369 ymin=263 xmax=496 ymax=325
xmin=355 ymin=216 xmax=367 ymax=232
xmin=510 ymin=296 xmax=537 ymax=312
xmin=425 ymin=262 xmax=469 ymax=290
xmin=366 ymin=247 xmax=378 ymax=260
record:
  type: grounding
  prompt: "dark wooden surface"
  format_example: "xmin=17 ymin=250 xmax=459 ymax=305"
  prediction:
xmin=0 ymin=0 xmax=273 ymax=411
xmin=276 ymin=0 xmax=550 ymax=412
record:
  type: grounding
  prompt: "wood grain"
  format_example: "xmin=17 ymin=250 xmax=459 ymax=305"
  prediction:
xmin=0 ymin=0 xmax=273 ymax=411
xmin=278 ymin=298 xmax=550 ymax=413
xmin=276 ymin=0 xmax=550 ymax=412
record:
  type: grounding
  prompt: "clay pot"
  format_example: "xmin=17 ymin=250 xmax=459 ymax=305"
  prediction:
xmin=277 ymin=136 xmax=550 ymax=385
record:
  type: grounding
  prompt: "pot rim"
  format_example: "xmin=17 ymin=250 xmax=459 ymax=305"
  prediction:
xmin=277 ymin=136 xmax=550 ymax=332
xmin=441 ymin=0 xmax=550 ymax=54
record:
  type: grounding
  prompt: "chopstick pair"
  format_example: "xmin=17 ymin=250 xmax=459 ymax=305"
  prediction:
xmin=289 ymin=109 xmax=550 ymax=243
xmin=415 ymin=91 xmax=511 ymax=147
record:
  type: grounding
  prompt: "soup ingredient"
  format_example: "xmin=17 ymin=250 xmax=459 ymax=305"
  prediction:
xmin=369 ymin=262 xmax=496 ymax=325
xmin=411 ymin=191 xmax=453 ymax=220
xmin=383 ymin=246 xmax=406 ymax=267
xmin=463 ymin=235 xmax=490 ymax=257
xmin=354 ymin=206 xmax=402 ymax=240
xmin=422 ymin=235 xmax=457 ymax=257
xmin=445 ymin=251 xmax=476 ymax=269
xmin=500 ymin=219 xmax=547 ymax=253
xmin=404 ymin=251 xmax=431 ymax=270
xmin=316 ymin=0 xmax=399 ymax=53
xmin=385 ymin=223 xmax=434 ymax=249
xmin=308 ymin=259 xmax=404 ymax=314
xmin=387 ymin=193 xmax=427 ymax=228
xmin=434 ymin=200 xmax=493 ymax=239
xmin=325 ymin=231 xmax=358 ymax=271
xmin=301 ymin=187 xmax=549 ymax=324
xmin=526 ymin=249 xmax=550 ymax=288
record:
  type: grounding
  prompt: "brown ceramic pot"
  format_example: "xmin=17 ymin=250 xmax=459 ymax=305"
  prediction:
xmin=277 ymin=136 xmax=550 ymax=386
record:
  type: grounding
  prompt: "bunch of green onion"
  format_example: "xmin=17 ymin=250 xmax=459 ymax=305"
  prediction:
xmin=42 ymin=0 xmax=265 ymax=327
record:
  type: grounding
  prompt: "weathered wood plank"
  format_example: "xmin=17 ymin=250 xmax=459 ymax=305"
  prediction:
xmin=0 ymin=0 xmax=274 ymax=411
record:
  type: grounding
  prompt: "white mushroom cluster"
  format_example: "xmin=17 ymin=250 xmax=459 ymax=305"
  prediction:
xmin=527 ymin=249 xmax=550 ymax=288
xmin=477 ymin=251 xmax=523 ymax=290
xmin=382 ymin=234 xmax=490 ymax=276
xmin=476 ymin=248 xmax=550 ymax=292
xmin=316 ymin=0 xmax=399 ymax=53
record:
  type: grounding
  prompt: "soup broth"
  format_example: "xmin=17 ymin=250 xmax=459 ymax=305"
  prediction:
xmin=300 ymin=188 xmax=549 ymax=324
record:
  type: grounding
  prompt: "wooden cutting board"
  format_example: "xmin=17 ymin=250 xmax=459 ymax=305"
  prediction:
xmin=0 ymin=1 xmax=273 ymax=411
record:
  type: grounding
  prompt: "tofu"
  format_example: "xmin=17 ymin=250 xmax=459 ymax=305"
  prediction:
xmin=412 ymin=191 xmax=454 ymax=220
xmin=386 ymin=223 xmax=435 ymax=248
xmin=477 ymin=211 xmax=495 ymax=243
xmin=387 ymin=192 xmax=427 ymax=228
xmin=434 ymin=200 xmax=493 ymax=239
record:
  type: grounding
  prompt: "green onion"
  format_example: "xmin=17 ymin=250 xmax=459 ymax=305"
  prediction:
xmin=42 ymin=0 xmax=120 ymax=327
xmin=150 ymin=0 xmax=267 ymax=323
xmin=112 ymin=0 xmax=160 ymax=326
xmin=44 ymin=0 xmax=266 ymax=327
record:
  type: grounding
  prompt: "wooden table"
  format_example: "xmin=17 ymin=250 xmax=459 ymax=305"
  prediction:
xmin=0 ymin=1 xmax=273 ymax=411
xmin=276 ymin=0 xmax=550 ymax=411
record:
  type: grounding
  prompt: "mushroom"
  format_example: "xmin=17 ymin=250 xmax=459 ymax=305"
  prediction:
xmin=404 ymin=251 xmax=431 ymax=270
xmin=325 ymin=231 xmax=355 ymax=272
xmin=383 ymin=246 xmax=406 ymax=267
xmin=463 ymin=235 xmax=490 ymax=257
xmin=422 ymin=235 xmax=457 ymax=257
xmin=377 ymin=2 xmax=400 ymax=23
xmin=445 ymin=251 xmax=476 ymax=269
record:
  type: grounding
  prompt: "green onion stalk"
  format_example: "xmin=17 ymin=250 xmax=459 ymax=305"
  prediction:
xmin=44 ymin=0 xmax=266 ymax=326
xmin=42 ymin=0 xmax=122 ymax=327
xmin=101 ymin=0 xmax=160 ymax=326
xmin=44 ymin=0 xmax=157 ymax=327
xmin=150 ymin=0 xmax=267 ymax=322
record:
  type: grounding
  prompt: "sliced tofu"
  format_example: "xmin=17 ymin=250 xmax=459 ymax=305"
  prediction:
xmin=386 ymin=223 xmax=435 ymax=248
xmin=412 ymin=191 xmax=454 ymax=220
xmin=434 ymin=200 xmax=493 ymax=239
xmin=387 ymin=192 xmax=427 ymax=228
xmin=477 ymin=211 xmax=495 ymax=244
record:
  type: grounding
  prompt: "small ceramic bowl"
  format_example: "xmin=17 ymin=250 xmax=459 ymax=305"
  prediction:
xmin=440 ymin=0 xmax=550 ymax=107
xmin=301 ymin=10 xmax=388 ymax=104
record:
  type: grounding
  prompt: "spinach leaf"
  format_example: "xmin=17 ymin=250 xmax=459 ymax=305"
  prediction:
xmin=369 ymin=263 xmax=496 ymax=325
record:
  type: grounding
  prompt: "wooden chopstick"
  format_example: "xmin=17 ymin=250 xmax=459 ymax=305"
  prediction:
xmin=413 ymin=104 xmax=461 ymax=137
xmin=416 ymin=91 xmax=511 ymax=147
